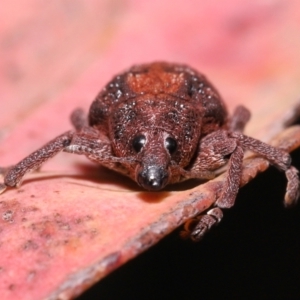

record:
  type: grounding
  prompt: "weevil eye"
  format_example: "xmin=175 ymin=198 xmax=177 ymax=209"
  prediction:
xmin=165 ymin=137 xmax=177 ymax=154
xmin=132 ymin=134 xmax=146 ymax=152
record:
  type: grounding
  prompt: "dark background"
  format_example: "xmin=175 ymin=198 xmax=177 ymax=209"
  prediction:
xmin=78 ymin=148 xmax=300 ymax=300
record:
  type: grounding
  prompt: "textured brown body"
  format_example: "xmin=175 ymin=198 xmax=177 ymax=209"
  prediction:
xmin=88 ymin=63 xmax=228 ymax=185
xmin=1 ymin=62 xmax=299 ymax=240
xmin=89 ymin=62 xmax=227 ymax=140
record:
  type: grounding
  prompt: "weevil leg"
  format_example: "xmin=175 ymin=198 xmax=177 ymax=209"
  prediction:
xmin=4 ymin=131 xmax=73 ymax=188
xmin=184 ymin=106 xmax=251 ymax=239
xmin=215 ymin=145 xmax=244 ymax=208
xmin=62 ymin=126 xmax=131 ymax=164
xmin=185 ymin=145 xmax=244 ymax=241
xmin=187 ymin=130 xmax=237 ymax=176
xmin=70 ymin=108 xmax=88 ymax=131
xmin=231 ymin=132 xmax=300 ymax=206
xmin=188 ymin=208 xmax=224 ymax=241
xmin=229 ymin=105 xmax=251 ymax=133
xmin=187 ymin=130 xmax=300 ymax=240
xmin=2 ymin=128 xmax=118 ymax=190
xmin=285 ymin=166 xmax=300 ymax=206
xmin=181 ymin=130 xmax=244 ymax=240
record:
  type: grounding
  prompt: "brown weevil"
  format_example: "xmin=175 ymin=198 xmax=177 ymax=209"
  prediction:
xmin=1 ymin=62 xmax=299 ymax=240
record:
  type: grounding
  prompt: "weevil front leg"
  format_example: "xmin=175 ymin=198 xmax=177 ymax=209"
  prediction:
xmin=1 ymin=127 xmax=116 ymax=193
xmin=230 ymin=132 xmax=300 ymax=207
xmin=3 ymin=131 xmax=74 ymax=190
xmin=181 ymin=106 xmax=250 ymax=241
xmin=185 ymin=130 xmax=300 ymax=241
xmin=184 ymin=132 xmax=244 ymax=241
xmin=1 ymin=108 xmax=89 ymax=191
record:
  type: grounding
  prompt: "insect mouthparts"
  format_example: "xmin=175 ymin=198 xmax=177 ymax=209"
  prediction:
xmin=137 ymin=165 xmax=169 ymax=191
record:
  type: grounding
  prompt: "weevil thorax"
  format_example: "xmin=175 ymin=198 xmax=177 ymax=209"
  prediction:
xmin=89 ymin=62 xmax=227 ymax=190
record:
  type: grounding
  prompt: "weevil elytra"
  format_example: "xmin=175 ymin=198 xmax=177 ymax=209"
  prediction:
xmin=1 ymin=62 xmax=299 ymax=240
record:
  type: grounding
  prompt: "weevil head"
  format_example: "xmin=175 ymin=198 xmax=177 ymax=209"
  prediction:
xmin=90 ymin=62 xmax=227 ymax=190
xmin=109 ymin=95 xmax=201 ymax=191
xmin=106 ymin=63 xmax=205 ymax=190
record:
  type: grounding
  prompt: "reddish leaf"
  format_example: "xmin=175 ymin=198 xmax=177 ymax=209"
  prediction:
xmin=1 ymin=1 xmax=300 ymax=299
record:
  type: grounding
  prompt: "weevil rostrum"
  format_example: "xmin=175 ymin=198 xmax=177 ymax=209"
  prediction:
xmin=1 ymin=62 xmax=299 ymax=240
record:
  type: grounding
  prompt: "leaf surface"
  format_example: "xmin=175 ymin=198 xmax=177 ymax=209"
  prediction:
xmin=1 ymin=1 xmax=300 ymax=299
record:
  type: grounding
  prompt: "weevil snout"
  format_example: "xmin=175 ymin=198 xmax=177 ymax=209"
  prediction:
xmin=137 ymin=165 xmax=169 ymax=191
xmin=133 ymin=130 xmax=175 ymax=191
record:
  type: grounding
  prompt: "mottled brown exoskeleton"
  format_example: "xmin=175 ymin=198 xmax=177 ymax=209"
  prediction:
xmin=1 ymin=62 xmax=299 ymax=240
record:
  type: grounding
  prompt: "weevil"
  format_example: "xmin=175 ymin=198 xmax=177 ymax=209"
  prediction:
xmin=1 ymin=62 xmax=299 ymax=240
